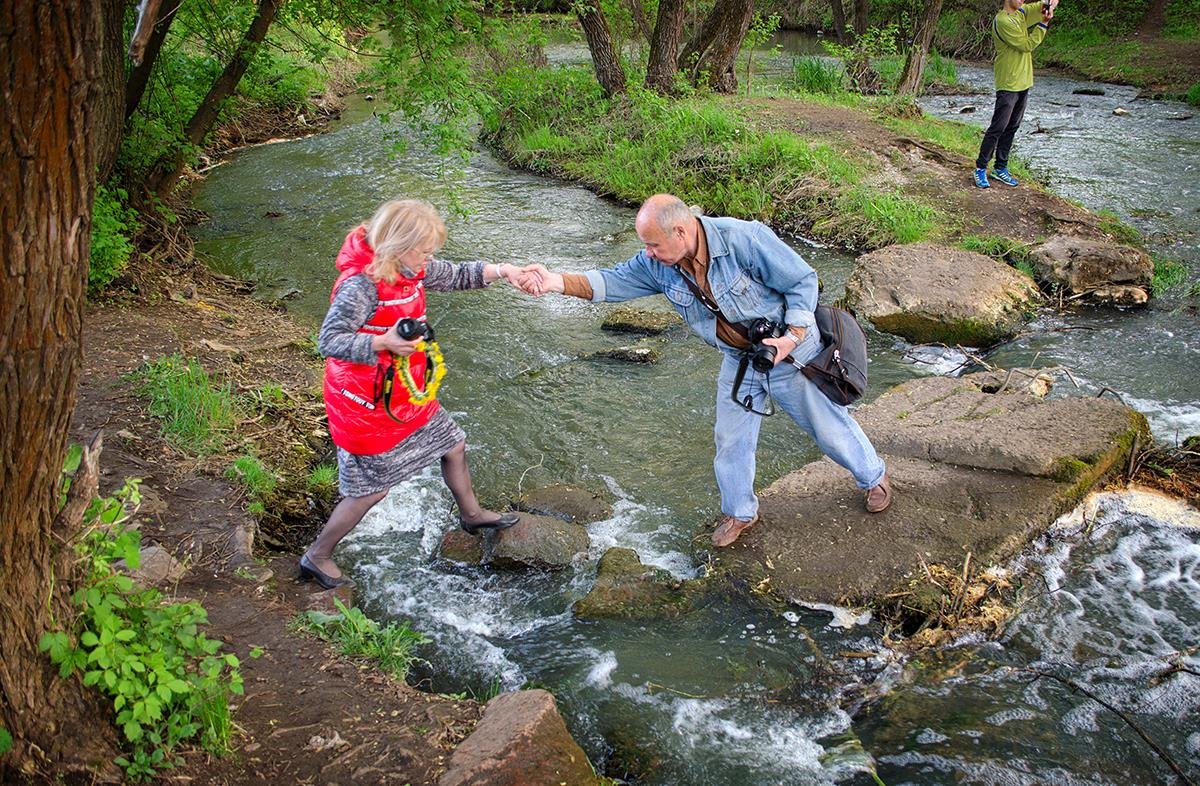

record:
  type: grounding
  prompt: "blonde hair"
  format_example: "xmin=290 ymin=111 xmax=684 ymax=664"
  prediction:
xmin=362 ymin=199 xmax=447 ymax=283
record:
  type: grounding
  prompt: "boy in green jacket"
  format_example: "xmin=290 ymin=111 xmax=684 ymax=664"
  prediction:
xmin=974 ymin=0 xmax=1057 ymax=188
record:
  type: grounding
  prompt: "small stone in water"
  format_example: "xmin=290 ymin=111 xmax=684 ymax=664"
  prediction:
xmin=1113 ymin=107 xmax=1130 ymax=116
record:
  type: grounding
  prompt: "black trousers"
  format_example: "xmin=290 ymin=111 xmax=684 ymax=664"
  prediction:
xmin=976 ymin=88 xmax=1030 ymax=170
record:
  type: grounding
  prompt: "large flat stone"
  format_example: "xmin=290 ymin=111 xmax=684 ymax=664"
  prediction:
xmin=856 ymin=376 xmax=1145 ymax=479
xmin=489 ymin=513 xmax=591 ymax=570
xmin=713 ymin=376 xmax=1148 ymax=608
xmin=439 ymin=689 xmax=605 ymax=786
xmin=711 ymin=456 xmax=1064 ymax=606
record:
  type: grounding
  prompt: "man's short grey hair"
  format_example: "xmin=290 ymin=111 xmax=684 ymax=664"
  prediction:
xmin=648 ymin=196 xmax=696 ymax=232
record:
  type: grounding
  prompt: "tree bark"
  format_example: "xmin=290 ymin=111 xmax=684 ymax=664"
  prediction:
xmin=1137 ymin=0 xmax=1167 ymax=37
xmin=147 ymin=0 xmax=282 ymax=195
xmin=125 ymin=0 xmax=182 ymax=123
xmin=576 ymin=0 xmax=627 ymax=97
xmin=0 ymin=0 xmax=124 ymax=779
xmin=680 ymin=0 xmax=753 ymax=93
xmin=830 ymin=0 xmax=848 ymax=41
xmin=896 ymin=0 xmax=945 ymax=95
xmin=645 ymin=0 xmax=686 ymax=94
xmin=854 ymin=0 xmax=869 ymax=36
xmin=624 ymin=0 xmax=653 ymax=43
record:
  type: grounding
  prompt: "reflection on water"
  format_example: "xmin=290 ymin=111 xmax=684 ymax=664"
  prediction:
xmin=191 ymin=69 xmax=1199 ymax=783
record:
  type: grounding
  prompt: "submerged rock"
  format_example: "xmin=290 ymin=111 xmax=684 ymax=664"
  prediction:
xmin=711 ymin=375 xmax=1148 ymax=609
xmin=439 ymin=689 xmax=606 ymax=786
xmin=573 ymin=547 xmax=701 ymax=619
xmin=600 ymin=306 xmax=683 ymax=335
xmin=515 ymin=484 xmax=614 ymax=525
xmin=1091 ymin=284 xmax=1149 ymax=306
xmin=843 ymin=243 xmax=1039 ymax=346
xmin=591 ymin=344 xmax=662 ymax=363
xmin=440 ymin=529 xmax=485 ymax=565
xmin=1029 ymin=234 xmax=1152 ymax=295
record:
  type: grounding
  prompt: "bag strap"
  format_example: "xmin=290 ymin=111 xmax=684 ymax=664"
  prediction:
xmin=672 ymin=264 xmax=795 ymax=364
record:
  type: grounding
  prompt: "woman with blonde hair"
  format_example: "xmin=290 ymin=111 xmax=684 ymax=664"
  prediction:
xmin=300 ymin=199 xmax=528 ymax=589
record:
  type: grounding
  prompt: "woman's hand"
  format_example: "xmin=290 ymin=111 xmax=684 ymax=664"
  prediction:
xmin=372 ymin=323 xmax=422 ymax=356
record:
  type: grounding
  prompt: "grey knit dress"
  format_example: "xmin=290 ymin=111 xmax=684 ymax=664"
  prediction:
xmin=319 ymin=259 xmax=489 ymax=497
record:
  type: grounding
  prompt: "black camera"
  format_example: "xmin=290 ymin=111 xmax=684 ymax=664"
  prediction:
xmin=747 ymin=318 xmax=786 ymax=373
xmin=395 ymin=318 xmax=433 ymax=342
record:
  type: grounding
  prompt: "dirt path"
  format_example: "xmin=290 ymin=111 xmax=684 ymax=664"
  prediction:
xmin=742 ymin=96 xmax=1123 ymax=248
xmin=69 ymin=264 xmax=481 ymax=784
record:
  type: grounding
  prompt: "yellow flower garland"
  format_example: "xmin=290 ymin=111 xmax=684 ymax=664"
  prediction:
xmin=396 ymin=339 xmax=446 ymax=406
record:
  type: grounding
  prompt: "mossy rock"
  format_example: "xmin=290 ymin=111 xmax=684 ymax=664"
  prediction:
xmin=573 ymin=547 xmax=702 ymax=619
xmin=590 ymin=345 xmax=662 ymax=364
xmin=600 ymin=307 xmax=683 ymax=335
xmin=440 ymin=529 xmax=485 ymax=565
xmin=490 ymin=513 xmax=591 ymax=570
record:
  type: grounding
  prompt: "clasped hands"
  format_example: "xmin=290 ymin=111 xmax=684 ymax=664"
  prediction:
xmin=495 ymin=263 xmax=563 ymax=297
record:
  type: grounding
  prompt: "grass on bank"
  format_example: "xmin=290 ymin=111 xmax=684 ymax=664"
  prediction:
xmin=132 ymin=356 xmax=241 ymax=456
xmin=293 ymin=599 xmax=429 ymax=680
xmin=483 ymin=64 xmax=942 ymax=249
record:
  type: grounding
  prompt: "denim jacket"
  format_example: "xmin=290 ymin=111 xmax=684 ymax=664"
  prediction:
xmin=583 ymin=216 xmax=818 ymax=357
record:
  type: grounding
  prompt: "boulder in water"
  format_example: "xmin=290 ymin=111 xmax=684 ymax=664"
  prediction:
xmin=490 ymin=513 xmax=591 ymax=570
xmin=439 ymin=689 xmax=605 ymax=786
xmin=1029 ymin=235 xmax=1152 ymax=295
xmin=842 ymin=243 xmax=1039 ymax=346
xmin=573 ymin=547 xmax=702 ymax=619
xmin=600 ymin=306 xmax=683 ymax=335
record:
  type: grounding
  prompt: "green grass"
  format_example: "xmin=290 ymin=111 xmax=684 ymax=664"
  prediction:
xmin=226 ymin=454 xmax=277 ymax=500
xmin=131 ymin=356 xmax=240 ymax=455
xmin=1096 ymin=209 xmax=1141 ymax=244
xmin=874 ymin=51 xmax=958 ymax=91
xmin=790 ymin=57 xmax=845 ymax=95
xmin=293 ymin=599 xmax=429 ymax=680
xmin=306 ymin=462 xmax=338 ymax=494
xmin=484 ymin=64 xmax=950 ymax=249
xmin=960 ymin=234 xmax=1038 ymax=279
xmin=1151 ymin=256 xmax=1189 ymax=296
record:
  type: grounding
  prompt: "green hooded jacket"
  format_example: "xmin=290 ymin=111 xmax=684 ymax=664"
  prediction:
xmin=993 ymin=3 xmax=1048 ymax=92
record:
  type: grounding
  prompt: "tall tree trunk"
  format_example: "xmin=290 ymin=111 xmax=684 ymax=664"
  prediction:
xmin=854 ymin=0 xmax=869 ymax=36
xmin=645 ymin=0 xmax=686 ymax=94
xmin=576 ymin=1 xmax=627 ymax=97
xmin=896 ymin=0 xmax=945 ymax=95
xmin=147 ymin=0 xmax=282 ymax=195
xmin=683 ymin=0 xmax=754 ymax=93
xmin=830 ymin=0 xmax=848 ymax=41
xmin=125 ymin=0 xmax=182 ymax=123
xmin=0 ymin=0 xmax=124 ymax=780
xmin=1137 ymin=0 xmax=1167 ymax=37
xmin=624 ymin=0 xmax=653 ymax=43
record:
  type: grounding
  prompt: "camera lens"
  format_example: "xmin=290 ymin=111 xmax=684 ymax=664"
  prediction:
xmin=395 ymin=318 xmax=427 ymax=341
xmin=751 ymin=345 xmax=776 ymax=374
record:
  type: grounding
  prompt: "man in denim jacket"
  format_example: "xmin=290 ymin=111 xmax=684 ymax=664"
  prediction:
xmin=521 ymin=194 xmax=891 ymax=547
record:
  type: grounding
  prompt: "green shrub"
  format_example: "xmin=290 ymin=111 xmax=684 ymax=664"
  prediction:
xmin=294 ymin=599 xmax=428 ymax=680
xmin=131 ymin=356 xmax=240 ymax=455
xmin=40 ymin=461 xmax=242 ymax=780
xmin=89 ymin=184 xmax=139 ymax=295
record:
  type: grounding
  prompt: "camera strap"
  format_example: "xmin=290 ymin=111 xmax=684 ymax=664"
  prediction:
xmin=673 ymin=265 xmax=780 ymax=416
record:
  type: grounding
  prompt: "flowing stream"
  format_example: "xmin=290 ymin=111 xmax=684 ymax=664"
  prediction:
xmin=191 ymin=61 xmax=1199 ymax=784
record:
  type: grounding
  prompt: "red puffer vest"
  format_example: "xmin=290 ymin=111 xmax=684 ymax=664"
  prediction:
xmin=323 ymin=227 xmax=438 ymax=455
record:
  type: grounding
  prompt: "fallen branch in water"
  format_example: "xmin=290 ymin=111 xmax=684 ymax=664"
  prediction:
xmin=1018 ymin=666 xmax=1195 ymax=786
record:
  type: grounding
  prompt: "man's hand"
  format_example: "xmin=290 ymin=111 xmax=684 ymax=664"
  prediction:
xmin=761 ymin=333 xmax=800 ymax=367
xmin=1045 ymin=0 xmax=1058 ymax=19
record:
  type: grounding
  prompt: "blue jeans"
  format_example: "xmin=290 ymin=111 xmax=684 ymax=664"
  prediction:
xmin=713 ymin=330 xmax=886 ymax=520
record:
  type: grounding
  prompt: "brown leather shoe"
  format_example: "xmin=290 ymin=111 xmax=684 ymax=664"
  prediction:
xmin=712 ymin=513 xmax=759 ymax=547
xmin=865 ymin=474 xmax=892 ymax=514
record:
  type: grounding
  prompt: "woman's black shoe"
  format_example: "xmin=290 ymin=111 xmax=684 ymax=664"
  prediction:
xmin=459 ymin=512 xmax=519 ymax=535
xmin=299 ymin=554 xmax=355 ymax=589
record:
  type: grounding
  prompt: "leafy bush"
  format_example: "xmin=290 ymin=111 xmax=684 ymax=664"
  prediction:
xmin=1186 ymin=83 xmax=1200 ymax=106
xmin=294 ymin=599 xmax=428 ymax=680
xmin=822 ymin=24 xmax=898 ymax=94
xmin=89 ymin=185 xmax=139 ymax=295
xmin=40 ymin=455 xmax=243 ymax=780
